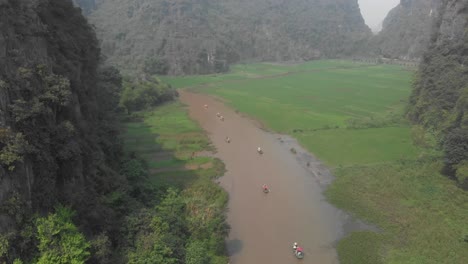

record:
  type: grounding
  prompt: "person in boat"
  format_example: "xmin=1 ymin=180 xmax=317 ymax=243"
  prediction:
xmin=293 ymin=242 xmax=304 ymax=258
xmin=296 ymin=246 xmax=304 ymax=254
xmin=262 ymin=184 xmax=269 ymax=191
xmin=294 ymin=247 xmax=304 ymax=258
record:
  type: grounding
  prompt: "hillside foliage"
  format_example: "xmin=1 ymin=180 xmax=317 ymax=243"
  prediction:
xmin=120 ymin=77 xmax=178 ymax=114
xmin=85 ymin=0 xmax=371 ymax=75
xmin=408 ymin=0 xmax=468 ymax=188
xmin=1 ymin=1 xmax=224 ymax=264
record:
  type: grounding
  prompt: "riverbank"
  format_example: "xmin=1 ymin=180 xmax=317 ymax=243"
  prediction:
xmin=121 ymin=102 xmax=230 ymax=263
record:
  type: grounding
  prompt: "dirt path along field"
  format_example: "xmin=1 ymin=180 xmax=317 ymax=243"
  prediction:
xmin=179 ymin=91 xmax=369 ymax=264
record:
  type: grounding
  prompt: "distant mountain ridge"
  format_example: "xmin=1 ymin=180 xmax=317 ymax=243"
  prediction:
xmin=75 ymin=0 xmax=371 ymax=75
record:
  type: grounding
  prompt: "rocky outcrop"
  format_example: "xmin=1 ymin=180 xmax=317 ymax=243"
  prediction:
xmin=372 ymin=0 xmax=441 ymax=59
xmin=86 ymin=0 xmax=371 ymax=75
xmin=409 ymin=0 xmax=468 ymax=126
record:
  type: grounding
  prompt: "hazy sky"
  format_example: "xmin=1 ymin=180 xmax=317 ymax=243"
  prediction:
xmin=358 ymin=0 xmax=400 ymax=32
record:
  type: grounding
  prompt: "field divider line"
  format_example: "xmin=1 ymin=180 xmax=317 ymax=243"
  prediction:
xmin=185 ymin=64 xmax=381 ymax=90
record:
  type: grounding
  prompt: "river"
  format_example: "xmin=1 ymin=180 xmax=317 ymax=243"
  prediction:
xmin=179 ymin=91 xmax=373 ymax=264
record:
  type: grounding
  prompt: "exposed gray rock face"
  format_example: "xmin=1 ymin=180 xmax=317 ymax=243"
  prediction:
xmin=410 ymin=0 xmax=468 ymax=121
xmin=0 ymin=0 xmax=43 ymax=234
xmin=86 ymin=0 xmax=372 ymax=75
xmin=372 ymin=0 xmax=441 ymax=60
xmin=433 ymin=0 xmax=468 ymax=49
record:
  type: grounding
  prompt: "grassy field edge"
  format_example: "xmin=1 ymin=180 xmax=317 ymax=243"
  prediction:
xmin=121 ymin=101 xmax=230 ymax=263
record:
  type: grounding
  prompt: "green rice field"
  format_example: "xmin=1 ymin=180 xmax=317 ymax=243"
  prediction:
xmin=164 ymin=60 xmax=418 ymax=165
xmin=122 ymin=102 xmax=219 ymax=187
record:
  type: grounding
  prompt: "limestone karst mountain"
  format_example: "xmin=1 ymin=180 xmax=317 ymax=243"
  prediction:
xmin=372 ymin=0 xmax=441 ymax=60
xmin=77 ymin=0 xmax=372 ymax=75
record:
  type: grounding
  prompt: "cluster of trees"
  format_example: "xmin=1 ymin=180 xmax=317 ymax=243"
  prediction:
xmin=408 ymin=0 xmax=468 ymax=189
xmin=120 ymin=77 xmax=178 ymax=114
xmin=2 ymin=156 xmax=228 ymax=264
xmin=0 ymin=206 xmax=90 ymax=264
xmin=122 ymin=162 xmax=229 ymax=264
xmin=0 ymin=57 xmax=124 ymax=262
xmin=143 ymin=57 xmax=169 ymax=75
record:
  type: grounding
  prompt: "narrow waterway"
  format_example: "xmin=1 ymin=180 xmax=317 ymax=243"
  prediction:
xmin=180 ymin=91 xmax=373 ymax=264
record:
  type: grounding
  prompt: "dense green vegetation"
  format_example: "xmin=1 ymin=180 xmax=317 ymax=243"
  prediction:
xmin=1 ymin=1 xmax=226 ymax=263
xmin=408 ymin=0 xmax=468 ymax=189
xmin=0 ymin=1 xmax=125 ymax=262
xmin=164 ymin=60 xmax=468 ymax=263
xmin=120 ymin=76 xmax=177 ymax=114
xmin=121 ymin=102 xmax=229 ymax=263
xmin=329 ymin=161 xmax=468 ymax=264
xmin=35 ymin=206 xmax=90 ymax=264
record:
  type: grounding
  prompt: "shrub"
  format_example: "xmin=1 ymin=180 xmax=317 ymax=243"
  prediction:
xmin=185 ymin=240 xmax=210 ymax=264
xmin=35 ymin=206 xmax=90 ymax=264
xmin=120 ymin=78 xmax=176 ymax=114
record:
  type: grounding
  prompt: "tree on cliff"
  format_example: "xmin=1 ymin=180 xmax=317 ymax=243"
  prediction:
xmin=35 ymin=206 xmax=90 ymax=264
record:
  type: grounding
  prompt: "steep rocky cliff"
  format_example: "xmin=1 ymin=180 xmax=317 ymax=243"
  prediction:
xmin=86 ymin=0 xmax=371 ymax=75
xmin=0 ymin=0 xmax=122 ymax=260
xmin=372 ymin=0 xmax=441 ymax=59
xmin=408 ymin=0 xmax=468 ymax=187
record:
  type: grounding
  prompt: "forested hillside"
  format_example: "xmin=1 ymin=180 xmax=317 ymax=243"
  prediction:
xmin=408 ymin=0 xmax=468 ymax=188
xmin=371 ymin=0 xmax=441 ymax=60
xmin=84 ymin=0 xmax=371 ymax=75
xmin=1 ymin=1 xmax=224 ymax=263
xmin=0 ymin=0 xmax=122 ymax=261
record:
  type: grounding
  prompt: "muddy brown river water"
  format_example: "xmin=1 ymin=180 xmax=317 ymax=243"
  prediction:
xmin=180 ymin=91 xmax=375 ymax=264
